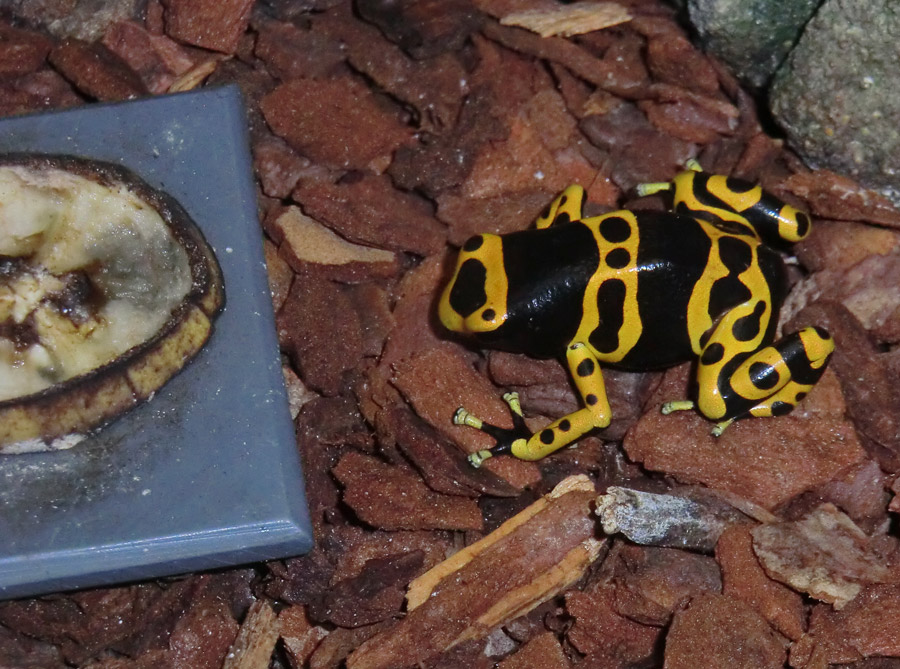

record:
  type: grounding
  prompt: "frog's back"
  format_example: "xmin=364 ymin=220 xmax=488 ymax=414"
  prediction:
xmin=577 ymin=210 xmax=785 ymax=370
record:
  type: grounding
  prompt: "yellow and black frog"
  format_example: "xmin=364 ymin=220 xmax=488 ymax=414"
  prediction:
xmin=438 ymin=162 xmax=834 ymax=467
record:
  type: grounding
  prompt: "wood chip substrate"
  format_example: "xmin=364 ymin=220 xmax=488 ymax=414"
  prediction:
xmin=1 ymin=1 xmax=900 ymax=667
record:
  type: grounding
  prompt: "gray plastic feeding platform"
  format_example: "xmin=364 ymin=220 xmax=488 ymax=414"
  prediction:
xmin=0 ymin=85 xmax=312 ymax=600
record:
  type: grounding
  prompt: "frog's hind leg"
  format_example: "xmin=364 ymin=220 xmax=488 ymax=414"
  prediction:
xmin=738 ymin=326 xmax=835 ymax=421
xmin=669 ymin=323 xmax=835 ymax=435
xmin=535 ymin=184 xmax=585 ymax=229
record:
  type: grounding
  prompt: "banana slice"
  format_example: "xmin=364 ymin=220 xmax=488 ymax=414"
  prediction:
xmin=0 ymin=155 xmax=224 ymax=454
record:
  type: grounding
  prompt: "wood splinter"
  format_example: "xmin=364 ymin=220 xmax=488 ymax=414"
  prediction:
xmin=347 ymin=475 xmax=604 ymax=669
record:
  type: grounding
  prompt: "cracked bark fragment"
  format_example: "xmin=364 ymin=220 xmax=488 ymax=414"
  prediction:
xmin=221 ymin=600 xmax=280 ymax=669
xmin=499 ymin=2 xmax=631 ymax=38
xmin=751 ymin=503 xmax=895 ymax=609
xmin=346 ymin=475 xmax=603 ymax=669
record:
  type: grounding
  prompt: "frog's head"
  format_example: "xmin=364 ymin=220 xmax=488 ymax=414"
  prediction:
xmin=438 ymin=233 xmax=508 ymax=335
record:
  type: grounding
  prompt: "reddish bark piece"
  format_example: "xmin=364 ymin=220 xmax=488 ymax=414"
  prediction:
xmin=164 ymin=0 xmax=254 ymax=54
xmin=389 ymin=406 xmax=520 ymax=498
xmin=363 ymin=257 xmax=462 ymax=461
xmin=253 ymin=17 xmax=344 ymax=81
xmin=454 ymin=82 xmax=600 ymax=202
xmin=790 ymin=584 xmax=900 ymax=667
xmin=272 ymin=206 xmax=400 ymax=283
xmin=785 ymin=459 xmax=890 ymax=534
xmin=330 ymin=529 xmax=452 ymax=584
xmin=0 ymin=23 xmax=53 ymax=76
xmin=377 ymin=255 xmax=454 ymax=367
xmin=481 ymin=21 xmax=651 ymax=99
xmin=580 ymin=101 xmax=694 ymax=191
xmin=276 ymin=272 xmax=363 ymax=396
xmin=347 ymin=478 xmax=600 ymax=669
xmin=624 ymin=364 xmax=867 ymax=510
xmin=639 ymin=93 xmax=737 ymax=144
xmin=787 ymin=301 xmax=900 ymax=472
xmin=431 ymin=38 xmax=617 ymax=244
xmin=308 ymin=623 xmax=390 ymax=669
xmin=751 ymin=504 xmax=894 ymax=609
xmin=252 ymin=134 xmax=311 ymax=200
xmin=795 ymin=220 xmax=900 ymax=273
xmin=261 ymin=77 xmax=413 ymax=171
xmin=488 ymin=352 xmax=655 ymax=442
xmin=716 ymin=524 xmax=806 ymax=641
xmin=355 ymin=0 xmax=480 ymax=59
xmin=0 ymin=582 xmax=190 ymax=665
xmin=279 ymin=606 xmax=328 ymax=669
xmin=265 ymin=535 xmax=339 ymax=607
xmin=333 ymin=451 xmax=484 ymax=532
xmin=498 ymin=632 xmax=571 ymax=669
xmin=607 ymin=543 xmax=722 ymax=626
xmin=344 ymin=283 xmax=395 ymax=358
xmin=168 ymin=595 xmax=239 ymax=669
xmin=663 ymin=593 xmax=787 ymax=668
xmin=437 ymin=188 xmax=560 ymax=244
xmin=640 ymin=18 xmax=720 ymax=94
xmin=0 ymin=574 xmax=249 ymax=667
xmin=566 ymin=587 xmax=660 ymax=667
xmin=784 ymin=170 xmax=900 ymax=228
xmin=292 ymin=173 xmax=445 ymax=256
xmin=313 ymin=4 xmax=467 ymax=133
xmin=2 ymin=70 xmax=82 ymax=115
xmin=102 ymin=20 xmax=194 ymax=93
xmin=390 ymin=345 xmax=541 ymax=490
xmin=389 ymin=87 xmax=508 ymax=196
xmin=49 ymin=38 xmax=146 ymax=101
xmin=786 ymin=252 xmax=900 ymax=344
xmin=0 ymin=624 xmax=64 ymax=668
xmin=308 ymin=551 xmax=425 ymax=628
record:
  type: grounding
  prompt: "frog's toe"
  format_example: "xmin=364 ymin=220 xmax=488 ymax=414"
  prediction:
xmin=710 ymin=418 xmax=734 ymax=437
xmin=661 ymin=400 xmax=695 ymax=415
xmin=466 ymin=437 xmax=515 ymax=467
xmin=468 ymin=449 xmax=493 ymax=468
xmin=454 ymin=407 xmax=482 ymax=429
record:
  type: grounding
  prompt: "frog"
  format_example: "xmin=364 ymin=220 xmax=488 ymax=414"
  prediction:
xmin=437 ymin=162 xmax=834 ymax=467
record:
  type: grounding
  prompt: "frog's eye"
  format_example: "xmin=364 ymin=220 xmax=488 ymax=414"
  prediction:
xmin=439 ymin=233 xmax=507 ymax=334
xmin=448 ymin=258 xmax=488 ymax=318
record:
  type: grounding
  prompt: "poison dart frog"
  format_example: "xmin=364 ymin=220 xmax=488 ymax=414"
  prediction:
xmin=438 ymin=162 xmax=834 ymax=467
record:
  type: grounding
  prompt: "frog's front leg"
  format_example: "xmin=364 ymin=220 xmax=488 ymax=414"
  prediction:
xmin=663 ymin=322 xmax=834 ymax=434
xmin=458 ymin=342 xmax=612 ymax=467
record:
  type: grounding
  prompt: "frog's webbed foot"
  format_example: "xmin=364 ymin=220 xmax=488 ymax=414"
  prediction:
xmin=455 ymin=392 xmax=531 ymax=467
xmin=660 ymin=400 xmax=732 ymax=437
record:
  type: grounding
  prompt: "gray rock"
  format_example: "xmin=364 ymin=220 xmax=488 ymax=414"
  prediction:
xmin=0 ymin=0 xmax=143 ymax=41
xmin=771 ymin=0 xmax=900 ymax=204
xmin=687 ymin=0 xmax=819 ymax=88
